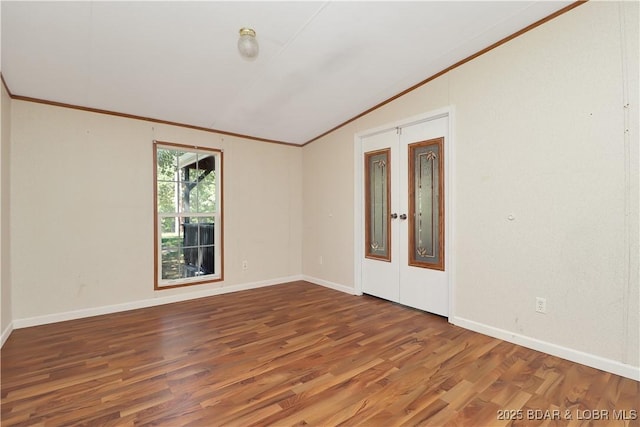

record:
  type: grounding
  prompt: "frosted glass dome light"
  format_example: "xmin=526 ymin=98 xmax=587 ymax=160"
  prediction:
xmin=238 ymin=27 xmax=259 ymax=60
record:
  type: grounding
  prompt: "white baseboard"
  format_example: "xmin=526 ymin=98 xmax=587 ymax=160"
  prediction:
xmin=451 ymin=316 xmax=640 ymax=382
xmin=1 ymin=321 xmax=13 ymax=347
xmin=12 ymin=275 xmax=304 ymax=330
xmin=302 ymin=275 xmax=359 ymax=295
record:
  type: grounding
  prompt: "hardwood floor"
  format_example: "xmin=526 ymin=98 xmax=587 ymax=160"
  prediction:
xmin=1 ymin=281 xmax=638 ymax=426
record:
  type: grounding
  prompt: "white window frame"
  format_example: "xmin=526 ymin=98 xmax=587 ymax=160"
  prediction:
xmin=153 ymin=141 xmax=224 ymax=289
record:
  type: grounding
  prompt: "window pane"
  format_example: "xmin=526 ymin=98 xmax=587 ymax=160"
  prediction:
xmin=181 ymin=182 xmax=197 ymax=213
xmin=161 ymin=216 xmax=216 ymax=279
xmin=160 ymin=216 xmax=177 ymax=235
xmin=180 ymin=167 xmax=197 ymax=185
xmin=157 ymin=148 xmax=180 ymax=180
xmin=196 ymin=171 xmax=216 ymax=213
xmin=157 ymin=182 xmax=176 ymax=214
xmin=193 ymin=216 xmax=215 ymax=225
xmin=162 ymin=247 xmax=184 ymax=280
xmin=161 ymin=217 xmax=184 ymax=280
xmin=199 ymin=221 xmax=215 ymax=275
xmin=182 ymin=217 xmax=215 ymax=276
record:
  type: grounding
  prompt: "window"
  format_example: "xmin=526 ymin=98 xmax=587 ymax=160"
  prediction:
xmin=153 ymin=141 xmax=223 ymax=289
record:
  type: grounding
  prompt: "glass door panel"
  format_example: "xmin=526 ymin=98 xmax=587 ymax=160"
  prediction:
xmin=408 ymin=138 xmax=444 ymax=270
xmin=365 ymin=149 xmax=391 ymax=261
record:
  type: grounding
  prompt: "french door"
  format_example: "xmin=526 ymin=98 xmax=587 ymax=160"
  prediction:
xmin=361 ymin=115 xmax=449 ymax=316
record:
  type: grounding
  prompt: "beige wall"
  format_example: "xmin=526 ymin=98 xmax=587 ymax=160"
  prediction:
xmin=449 ymin=0 xmax=638 ymax=368
xmin=1 ymin=82 xmax=12 ymax=339
xmin=10 ymin=101 xmax=302 ymax=320
xmin=302 ymin=1 xmax=639 ymax=369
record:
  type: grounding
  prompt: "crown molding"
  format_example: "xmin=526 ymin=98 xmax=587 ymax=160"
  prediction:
xmin=5 ymin=89 xmax=300 ymax=147
xmin=1 ymin=73 xmax=13 ymax=97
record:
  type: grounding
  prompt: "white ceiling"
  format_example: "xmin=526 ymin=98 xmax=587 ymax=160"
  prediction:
xmin=1 ymin=1 xmax=573 ymax=145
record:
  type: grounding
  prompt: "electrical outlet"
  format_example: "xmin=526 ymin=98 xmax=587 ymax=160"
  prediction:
xmin=535 ymin=297 xmax=547 ymax=314
xmin=242 ymin=260 xmax=248 ymax=271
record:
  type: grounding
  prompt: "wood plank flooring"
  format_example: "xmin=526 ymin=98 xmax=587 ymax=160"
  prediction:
xmin=1 ymin=281 xmax=638 ymax=426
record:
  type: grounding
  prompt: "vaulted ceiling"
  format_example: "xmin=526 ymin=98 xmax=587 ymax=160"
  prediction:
xmin=1 ymin=1 xmax=574 ymax=145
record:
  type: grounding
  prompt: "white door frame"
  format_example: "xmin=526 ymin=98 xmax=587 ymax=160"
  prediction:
xmin=353 ymin=106 xmax=456 ymax=321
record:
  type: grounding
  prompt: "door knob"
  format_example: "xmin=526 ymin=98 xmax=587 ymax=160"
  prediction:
xmin=399 ymin=214 xmax=407 ymax=220
xmin=390 ymin=213 xmax=398 ymax=219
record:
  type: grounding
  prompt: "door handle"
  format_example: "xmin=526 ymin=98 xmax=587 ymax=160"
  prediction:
xmin=391 ymin=213 xmax=398 ymax=219
xmin=399 ymin=214 xmax=407 ymax=220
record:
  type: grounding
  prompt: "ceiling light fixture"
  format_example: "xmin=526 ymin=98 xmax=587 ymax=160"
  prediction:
xmin=237 ymin=27 xmax=259 ymax=60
